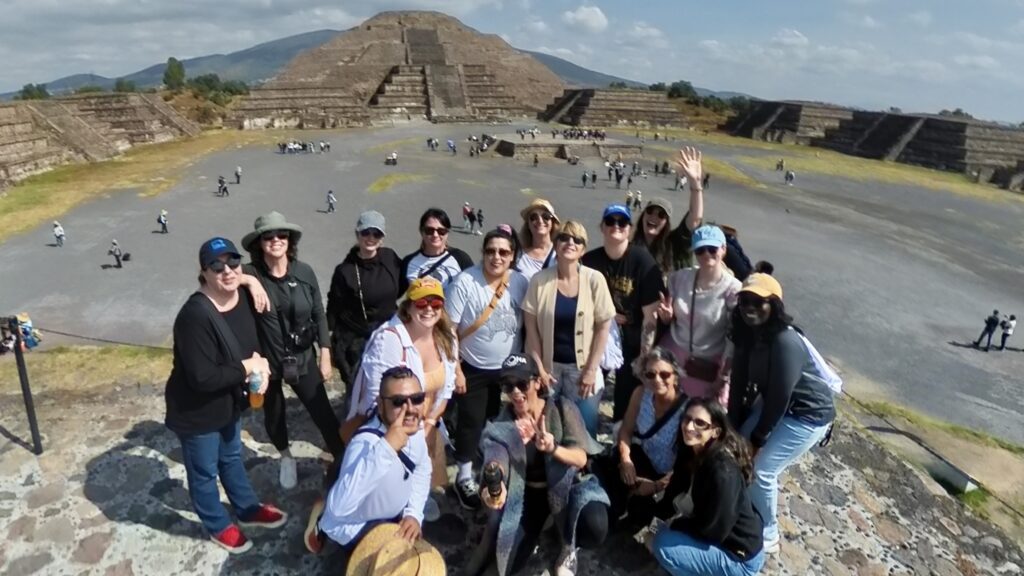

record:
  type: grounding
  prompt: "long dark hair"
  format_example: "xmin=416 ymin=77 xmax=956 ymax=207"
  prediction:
xmin=247 ymin=235 xmax=300 ymax=267
xmin=683 ymin=398 xmax=754 ymax=485
xmin=418 ymin=207 xmax=452 ymax=250
xmin=729 ymin=295 xmax=793 ymax=351
xmin=632 ymin=211 xmax=677 ymax=276
xmin=483 ymin=224 xmax=522 ymax=270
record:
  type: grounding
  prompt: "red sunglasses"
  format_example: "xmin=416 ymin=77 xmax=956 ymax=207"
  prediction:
xmin=413 ymin=297 xmax=444 ymax=310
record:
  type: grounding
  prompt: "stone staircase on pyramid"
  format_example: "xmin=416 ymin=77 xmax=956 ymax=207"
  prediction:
xmin=541 ymin=89 xmax=680 ymax=127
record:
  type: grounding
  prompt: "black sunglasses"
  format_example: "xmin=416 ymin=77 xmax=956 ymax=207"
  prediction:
xmin=502 ymin=379 xmax=531 ymax=394
xmin=603 ymin=216 xmax=630 ymax=228
xmin=555 ymin=233 xmax=585 ymax=246
xmin=694 ymin=246 xmax=719 ymax=256
xmin=738 ymin=294 xmax=767 ymax=308
xmin=644 ymin=207 xmax=667 ymax=218
xmin=359 ymin=229 xmax=384 ymax=239
xmin=683 ymin=415 xmax=713 ymax=430
xmin=529 ymin=212 xmax=554 ymax=223
xmin=206 ymin=256 xmax=242 ymax=273
xmin=382 ymin=392 xmax=427 ymax=409
xmin=422 ymin=226 xmax=449 ymax=237
xmin=261 ymin=231 xmax=289 ymax=241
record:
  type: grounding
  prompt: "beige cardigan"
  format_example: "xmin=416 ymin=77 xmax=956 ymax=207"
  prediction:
xmin=523 ymin=265 xmax=616 ymax=371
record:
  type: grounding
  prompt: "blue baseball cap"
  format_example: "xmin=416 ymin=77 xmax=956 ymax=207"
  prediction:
xmin=602 ymin=204 xmax=631 ymax=221
xmin=199 ymin=237 xmax=241 ymax=268
xmin=691 ymin=225 xmax=727 ymax=250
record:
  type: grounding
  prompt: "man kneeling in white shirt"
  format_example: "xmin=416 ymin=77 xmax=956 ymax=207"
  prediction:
xmin=305 ymin=365 xmax=431 ymax=553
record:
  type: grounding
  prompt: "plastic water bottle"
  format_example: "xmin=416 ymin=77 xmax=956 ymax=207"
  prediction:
xmin=248 ymin=371 xmax=264 ymax=409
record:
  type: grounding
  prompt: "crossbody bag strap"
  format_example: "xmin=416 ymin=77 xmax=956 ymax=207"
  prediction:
xmin=458 ymin=272 xmax=510 ymax=341
xmin=688 ymin=269 xmax=699 ymax=355
xmin=354 ymin=426 xmax=416 ymax=478
xmin=542 ymin=246 xmax=556 ymax=269
xmin=418 ymin=251 xmax=453 ymax=279
xmin=634 ymin=393 xmax=687 ymax=440
xmin=354 ymin=263 xmax=369 ymax=323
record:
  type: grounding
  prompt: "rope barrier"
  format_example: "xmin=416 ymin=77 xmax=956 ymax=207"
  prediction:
xmin=31 ymin=326 xmax=172 ymax=351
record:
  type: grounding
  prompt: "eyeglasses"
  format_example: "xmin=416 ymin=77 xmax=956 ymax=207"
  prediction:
xmin=683 ymin=415 xmax=713 ymax=430
xmin=694 ymin=246 xmax=719 ymax=256
xmin=261 ymin=231 xmax=289 ymax=242
xmin=555 ymin=233 xmax=585 ymax=246
xmin=484 ymin=247 xmax=513 ymax=258
xmin=643 ymin=370 xmax=674 ymax=381
xmin=382 ymin=392 xmax=427 ymax=409
xmin=738 ymin=294 xmax=767 ymax=308
xmin=502 ymin=379 xmax=531 ymax=394
xmin=644 ymin=207 xmax=667 ymax=219
xmin=206 ymin=256 xmax=242 ymax=273
xmin=529 ymin=212 xmax=554 ymax=224
xmin=413 ymin=297 xmax=445 ymax=310
xmin=359 ymin=229 xmax=384 ymax=239
xmin=422 ymin=226 xmax=449 ymax=237
xmin=603 ymin=216 xmax=630 ymax=228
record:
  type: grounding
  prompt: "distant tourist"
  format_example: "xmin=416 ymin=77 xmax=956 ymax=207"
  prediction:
xmin=476 ymin=208 xmax=485 ymax=232
xmin=108 ymin=239 xmax=124 ymax=268
xmin=633 ymin=190 xmax=643 ymax=211
xmin=158 ymin=209 xmax=169 ymax=234
xmin=533 ymin=153 xmax=539 ymax=167
xmin=591 ymin=170 xmax=597 ymax=186
xmin=999 ymin=314 xmax=1017 ymax=351
xmin=703 ymin=173 xmax=711 ymax=190
xmin=582 ymin=171 xmax=589 ymax=188
xmin=784 ymin=170 xmax=795 ymax=186
xmin=776 ymin=158 xmax=785 ymax=171
xmin=463 ymin=202 xmax=473 ymax=230
xmin=235 ymin=166 xmax=242 ymax=185
xmin=326 ymin=190 xmax=337 ymax=213
xmin=53 ymin=221 xmax=65 ymax=247
xmin=975 ymin=310 xmax=1002 ymax=351
xmin=218 ymin=175 xmax=229 ymax=197
xmin=467 ymin=207 xmax=479 ymax=235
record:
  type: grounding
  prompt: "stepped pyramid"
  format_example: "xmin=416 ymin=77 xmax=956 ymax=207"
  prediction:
xmin=234 ymin=11 xmax=566 ymax=128
xmin=540 ymin=89 xmax=681 ymax=127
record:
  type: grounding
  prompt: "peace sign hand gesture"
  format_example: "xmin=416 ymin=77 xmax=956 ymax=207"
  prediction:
xmin=656 ymin=291 xmax=673 ymax=323
xmin=675 ymin=146 xmax=703 ymax=186
xmin=384 ymin=403 xmax=413 ymax=451
xmin=534 ymin=415 xmax=556 ymax=454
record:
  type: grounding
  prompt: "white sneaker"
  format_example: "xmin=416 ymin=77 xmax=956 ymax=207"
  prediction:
xmin=279 ymin=455 xmax=297 ymax=489
xmin=555 ymin=546 xmax=578 ymax=576
xmin=423 ymin=495 xmax=441 ymax=523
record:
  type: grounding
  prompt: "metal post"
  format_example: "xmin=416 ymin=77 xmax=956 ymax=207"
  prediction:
xmin=8 ymin=317 xmax=43 ymax=455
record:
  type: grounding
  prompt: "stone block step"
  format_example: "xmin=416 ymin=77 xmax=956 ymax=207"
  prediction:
xmin=396 ymin=65 xmax=425 ymax=74
xmin=248 ymin=89 xmax=358 ymax=101
xmin=389 ymin=75 xmax=426 ymax=85
xmin=372 ymin=95 xmax=429 ymax=107
xmin=380 ymin=84 xmax=427 ymax=96
xmin=0 ymin=122 xmax=42 ymax=140
xmin=0 ymin=147 xmax=70 ymax=181
xmin=463 ymin=74 xmax=496 ymax=84
xmin=465 ymin=85 xmax=506 ymax=96
xmin=470 ymin=96 xmax=517 ymax=106
xmin=0 ymin=134 xmax=50 ymax=158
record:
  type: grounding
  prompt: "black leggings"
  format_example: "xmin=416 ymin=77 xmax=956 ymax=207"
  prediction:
xmin=509 ymin=487 xmax=608 ymax=572
xmin=453 ymin=361 xmax=503 ymax=465
xmin=593 ymin=444 xmax=661 ymax=529
xmin=264 ymin=354 xmax=343 ymax=457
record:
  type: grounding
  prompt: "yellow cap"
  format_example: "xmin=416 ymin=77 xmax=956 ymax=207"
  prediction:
xmin=740 ymin=273 xmax=783 ymax=300
xmin=406 ymin=277 xmax=445 ymax=302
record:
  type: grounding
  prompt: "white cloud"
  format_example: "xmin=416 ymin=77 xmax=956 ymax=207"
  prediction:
xmin=908 ymin=10 xmax=932 ymax=28
xmin=561 ymin=5 xmax=608 ymax=33
xmin=842 ymin=13 xmax=881 ymax=29
xmin=524 ymin=20 xmax=548 ymax=33
xmin=535 ymin=45 xmax=576 ymax=59
xmin=617 ymin=21 xmax=668 ymax=49
xmin=772 ymin=29 xmax=810 ymax=47
xmin=953 ymin=54 xmax=1001 ymax=70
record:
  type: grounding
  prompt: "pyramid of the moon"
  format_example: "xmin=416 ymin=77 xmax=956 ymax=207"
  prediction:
xmin=233 ymin=11 xmax=567 ymax=129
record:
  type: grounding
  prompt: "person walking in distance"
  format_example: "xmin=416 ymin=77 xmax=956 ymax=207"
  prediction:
xmin=53 ymin=221 xmax=65 ymax=247
xmin=159 ymin=210 xmax=169 ymax=234
xmin=109 ymin=239 xmax=124 ymax=268
xmin=998 ymin=314 xmax=1016 ymax=351
xmin=463 ymin=202 xmax=473 ymax=231
xmin=235 ymin=166 xmax=242 ymax=185
xmin=326 ymin=190 xmax=337 ymax=214
xmin=582 ymin=171 xmax=589 ymax=189
xmin=591 ymin=170 xmax=597 ymax=187
xmin=476 ymin=208 xmax=485 ymax=234
xmin=975 ymin=310 xmax=1001 ymax=351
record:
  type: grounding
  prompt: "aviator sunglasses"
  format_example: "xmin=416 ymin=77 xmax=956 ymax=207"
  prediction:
xmin=643 ymin=370 xmax=674 ymax=381
xmin=413 ymin=297 xmax=444 ymax=310
xmin=529 ymin=212 xmax=554 ymax=224
xmin=484 ymin=247 xmax=513 ymax=258
xmin=556 ymin=233 xmax=585 ymax=246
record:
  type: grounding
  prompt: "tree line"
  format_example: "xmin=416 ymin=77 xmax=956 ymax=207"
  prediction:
xmin=607 ymin=80 xmax=754 ymax=116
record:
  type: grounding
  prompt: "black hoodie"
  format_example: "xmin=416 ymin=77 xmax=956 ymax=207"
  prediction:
xmin=327 ymin=246 xmax=402 ymax=338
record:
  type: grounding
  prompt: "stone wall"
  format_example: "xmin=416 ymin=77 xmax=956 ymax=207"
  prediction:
xmin=541 ymin=89 xmax=680 ymax=127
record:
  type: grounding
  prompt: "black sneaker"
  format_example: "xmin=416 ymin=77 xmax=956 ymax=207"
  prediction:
xmin=455 ymin=477 xmax=482 ymax=510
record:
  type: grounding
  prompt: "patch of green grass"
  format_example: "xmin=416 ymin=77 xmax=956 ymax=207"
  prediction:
xmin=958 ymin=487 xmax=991 ymax=512
xmin=18 ymin=345 xmax=172 ymax=392
xmin=861 ymin=400 xmax=1024 ymax=456
xmin=367 ymin=173 xmax=431 ymax=194
xmin=645 ymin=145 xmax=765 ymax=190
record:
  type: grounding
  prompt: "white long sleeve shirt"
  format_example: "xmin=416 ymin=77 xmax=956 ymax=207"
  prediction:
xmin=319 ymin=416 xmax=430 ymax=545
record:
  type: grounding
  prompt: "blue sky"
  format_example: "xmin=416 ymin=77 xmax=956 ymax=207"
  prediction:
xmin=3 ymin=0 xmax=1022 ymax=121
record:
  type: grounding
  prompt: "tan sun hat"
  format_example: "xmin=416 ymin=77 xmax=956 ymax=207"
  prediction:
xmin=519 ymin=198 xmax=559 ymax=222
xmin=345 ymin=523 xmax=446 ymax=576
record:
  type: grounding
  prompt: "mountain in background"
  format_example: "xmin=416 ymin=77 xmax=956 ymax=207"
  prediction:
xmin=2 ymin=29 xmax=752 ymax=101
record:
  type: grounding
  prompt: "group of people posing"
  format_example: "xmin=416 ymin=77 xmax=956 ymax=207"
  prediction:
xmin=164 ymin=146 xmax=837 ymax=576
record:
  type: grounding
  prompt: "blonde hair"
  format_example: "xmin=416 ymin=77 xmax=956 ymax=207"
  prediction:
xmin=397 ymin=300 xmax=457 ymax=362
xmin=559 ymin=220 xmax=588 ymax=247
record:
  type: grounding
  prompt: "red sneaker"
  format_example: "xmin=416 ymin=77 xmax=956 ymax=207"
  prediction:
xmin=239 ymin=504 xmax=288 ymax=529
xmin=211 ymin=524 xmax=252 ymax=554
xmin=304 ymin=498 xmax=326 ymax=554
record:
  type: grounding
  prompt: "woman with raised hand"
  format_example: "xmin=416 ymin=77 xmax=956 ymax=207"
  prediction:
xmin=165 ymin=237 xmax=286 ymax=554
xmin=468 ymin=354 xmax=609 ymax=576
xmin=445 ymin=225 xmax=529 ymax=510
xmin=727 ymin=272 xmax=836 ymax=555
xmin=650 ymin=398 xmax=765 ymax=576
xmin=516 ymin=198 xmax=561 ymax=281
xmin=523 ymin=220 xmax=615 ymax=436
xmin=593 ymin=347 xmax=686 ymax=532
xmin=326 ymin=210 xmax=402 ymax=389
xmin=242 ymin=212 xmax=341 ymax=490
xmin=345 ymin=277 xmax=459 ymax=521
xmin=400 ymin=207 xmax=474 ymax=293
xmin=632 ymin=147 xmax=705 ymax=280
xmin=656 ymin=225 xmax=742 ymax=405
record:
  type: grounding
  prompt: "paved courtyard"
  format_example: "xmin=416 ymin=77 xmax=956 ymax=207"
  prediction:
xmin=1 ymin=121 xmax=1022 ymax=444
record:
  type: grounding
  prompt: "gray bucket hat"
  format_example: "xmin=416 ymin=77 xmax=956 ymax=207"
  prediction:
xmin=242 ymin=211 xmax=303 ymax=251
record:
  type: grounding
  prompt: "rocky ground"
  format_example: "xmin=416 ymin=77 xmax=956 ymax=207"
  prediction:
xmin=1 ymin=381 xmax=1021 ymax=576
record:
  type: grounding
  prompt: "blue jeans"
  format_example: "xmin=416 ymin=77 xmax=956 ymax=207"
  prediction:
xmin=741 ymin=408 xmax=830 ymax=544
xmin=551 ymin=362 xmax=603 ymax=436
xmin=653 ymin=529 xmax=765 ymax=576
xmin=177 ymin=419 xmax=261 ymax=535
